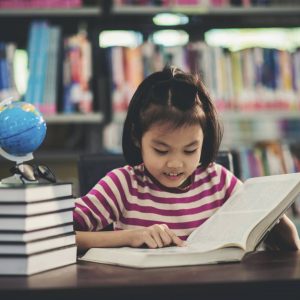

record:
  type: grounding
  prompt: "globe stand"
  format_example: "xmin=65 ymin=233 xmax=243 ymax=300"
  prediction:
xmin=0 ymin=147 xmax=37 ymax=185
xmin=0 ymin=99 xmax=47 ymax=185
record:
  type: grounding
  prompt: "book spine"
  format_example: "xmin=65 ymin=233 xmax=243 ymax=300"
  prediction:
xmin=25 ymin=21 xmax=39 ymax=104
xmin=41 ymin=25 xmax=61 ymax=115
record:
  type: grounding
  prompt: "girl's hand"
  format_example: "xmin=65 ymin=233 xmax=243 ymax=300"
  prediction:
xmin=265 ymin=214 xmax=300 ymax=251
xmin=127 ymin=224 xmax=185 ymax=248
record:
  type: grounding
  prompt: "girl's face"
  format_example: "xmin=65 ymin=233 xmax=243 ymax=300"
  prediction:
xmin=140 ymin=122 xmax=203 ymax=189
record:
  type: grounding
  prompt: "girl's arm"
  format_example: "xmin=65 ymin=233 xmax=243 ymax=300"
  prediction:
xmin=76 ymin=224 xmax=185 ymax=251
xmin=264 ymin=214 xmax=300 ymax=251
xmin=76 ymin=230 xmax=134 ymax=251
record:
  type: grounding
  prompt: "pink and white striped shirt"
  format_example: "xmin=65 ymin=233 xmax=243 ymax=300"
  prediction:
xmin=73 ymin=163 xmax=242 ymax=240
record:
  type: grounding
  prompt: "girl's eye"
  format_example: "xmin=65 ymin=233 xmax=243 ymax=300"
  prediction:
xmin=154 ymin=149 xmax=168 ymax=155
xmin=184 ymin=149 xmax=197 ymax=155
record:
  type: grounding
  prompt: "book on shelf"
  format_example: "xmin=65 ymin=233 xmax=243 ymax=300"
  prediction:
xmin=42 ymin=25 xmax=62 ymax=115
xmin=0 ymin=232 xmax=75 ymax=255
xmin=0 ymin=41 xmax=19 ymax=100
xmin=0 ymin=209 xmax=74 ymax=231
xmin=237 ymin=142 xmax=297 ymax=180
xmin=34 ymin=21 xmax=49 ymax=110
xmin=0 ymin=196 xmax=75 ymax=215
xmin=62 ymin=31 xmax=93 ymax=113
xmin=25 ymin=21 xmax=41 ymax=106
xmin=80 ymin=173 xmax=300 ymax=268
xmin=0 ymin=182 xmax=73 ymax=202
xmin=0 ymin=244 xmax=77 ymax=276
xmin=0 ymin=223 xmax=74 ymax=242
xmin=25 ymin=20 xmax=64 ymax=115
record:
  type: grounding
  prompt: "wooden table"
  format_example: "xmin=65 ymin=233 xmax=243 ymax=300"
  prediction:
xmin=0 ymin=251 xmax=300 ymax=300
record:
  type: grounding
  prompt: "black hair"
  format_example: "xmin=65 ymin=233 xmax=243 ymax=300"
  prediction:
xmin=122 ymin=65 xmax=223 ymax=169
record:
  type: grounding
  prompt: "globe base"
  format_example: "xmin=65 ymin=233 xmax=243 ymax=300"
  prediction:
xmin=0 ymin=148 xmax=38 ymax=185
xmin=0 ymin=147 xmax=34 ymax=164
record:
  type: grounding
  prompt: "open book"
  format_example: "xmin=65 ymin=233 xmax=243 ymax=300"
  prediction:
xmin=79 ymin=173 xmax=300 ymax=268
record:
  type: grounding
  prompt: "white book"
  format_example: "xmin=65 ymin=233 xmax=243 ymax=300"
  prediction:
xmin=0 ymin=244 xmax=77 ymax=275
xmin=0 ymin=223 xmax=74 ymax=242
xmin=80 ymin=173 xmax=300 ymax=268
xmin=0 ymin=209 xmax=74 ymax=231
xmin=0 ymin=183 xmax=73 ymax=202
xmin=0 ymin=196 xmax=75 ymax=215
xmin=0 ymin=233 xmax=75 ymax=255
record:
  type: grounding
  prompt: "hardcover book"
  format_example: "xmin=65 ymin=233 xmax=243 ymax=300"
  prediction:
xmin=0 ymin=244 xmax=77 ymax=275
xmin=0 ymin=223 xmax=74 ymax=242
xmin=0 ymin=196 xmax=75 ymax=215
xmin=0 ymin=209 xmax=74 ymax=231
xmin=0 ymin=183 xmax=73 ymax=202
xmin=0 ymin=232 xmax=75 ymax=255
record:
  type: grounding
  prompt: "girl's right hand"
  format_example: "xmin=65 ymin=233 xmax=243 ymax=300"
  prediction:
xmin=127 ymin=224 xmax=185 ymax=248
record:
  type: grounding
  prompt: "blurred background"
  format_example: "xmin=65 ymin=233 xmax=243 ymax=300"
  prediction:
xmin=1 ymin=1 xmax=300 ymax=225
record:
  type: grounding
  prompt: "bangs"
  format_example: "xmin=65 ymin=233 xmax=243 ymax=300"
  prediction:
xmin=140 ymin=104 xmax=206 ymax=133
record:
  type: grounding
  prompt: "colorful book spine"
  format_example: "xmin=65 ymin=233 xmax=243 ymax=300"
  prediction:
xmin=25 ymin=21 xmax=39 ymax=104
xmin=33 ymin=21 xmax=50 ymax=110
xmin=41 ymin=26 xmax=61 ymax=115
xmin=62 ymin=32 xmax=93 ymax=113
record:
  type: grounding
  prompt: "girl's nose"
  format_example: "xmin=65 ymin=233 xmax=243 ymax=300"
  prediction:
xmin=167 ymin=160 xmax=183 ymax=168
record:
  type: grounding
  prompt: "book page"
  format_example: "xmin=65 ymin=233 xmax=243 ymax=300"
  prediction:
xmin=187 ymin=173 xmax=300 ymax=252
xmin=187 ymin=210 xmax=266 ymax=251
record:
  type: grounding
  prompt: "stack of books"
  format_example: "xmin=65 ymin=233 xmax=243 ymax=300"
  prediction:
xmin=0 ymin=183 xmax=77 ymax=275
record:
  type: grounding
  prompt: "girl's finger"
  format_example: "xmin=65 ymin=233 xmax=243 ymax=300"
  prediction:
xmin=150 ymin=228 xmax=164 ymax=248
xmin=158 ymin=224 xmax=172 ymax=245
xmin=143 ymin=234 xmax=158 ymax=249
xmin=161 ymin=224 xmax=185 ymax=246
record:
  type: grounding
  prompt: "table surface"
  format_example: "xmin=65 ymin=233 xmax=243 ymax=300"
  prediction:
xmin=0 ymin=250 xmax=300 ymax=300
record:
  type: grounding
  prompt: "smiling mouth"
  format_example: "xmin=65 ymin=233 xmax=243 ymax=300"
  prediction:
xmin=164 ymin=172 xmax=183 ymax=177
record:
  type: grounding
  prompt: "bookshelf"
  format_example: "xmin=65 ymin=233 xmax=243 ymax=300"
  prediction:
xmin=100 ymin=1 xmax=300 ymax=184
xmin=0 ymin=0 xmax=107 ymax=156
xmin=112 ymin=5 xmax=300 ymax=16
xmin=0 ymin=7 xmax=101 ymax=16
xmin=1 ymin=1 xmax=300 ymax=125
xmin=109 ymin=4 xmax=300 ymax=31
xmin=2 ymin=0 xmax=300 ymax=192
xmin=0 ymin=1 xmax=106 ymax=192
xmin=44 ymin=112 xmax=104 ymax=124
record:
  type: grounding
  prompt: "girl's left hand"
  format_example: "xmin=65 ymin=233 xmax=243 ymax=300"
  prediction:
xmin=264 ymin=214 xmax=300 ymax=251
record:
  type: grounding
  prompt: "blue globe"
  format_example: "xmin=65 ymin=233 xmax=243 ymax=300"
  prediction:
xmin=0 ymin=101 xmax=46 ymax=156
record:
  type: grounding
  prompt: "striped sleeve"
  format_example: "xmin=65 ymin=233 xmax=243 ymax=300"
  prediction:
xmin=73 ymin=169 xmax=125 ymax=231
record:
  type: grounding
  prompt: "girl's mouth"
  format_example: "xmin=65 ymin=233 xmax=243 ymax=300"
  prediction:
xmin=164 ymin=172 xmax=184 ymax=180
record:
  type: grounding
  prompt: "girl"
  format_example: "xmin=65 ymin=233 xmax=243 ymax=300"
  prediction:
xmin=74 ymin=66 xmax=300 ymax=251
